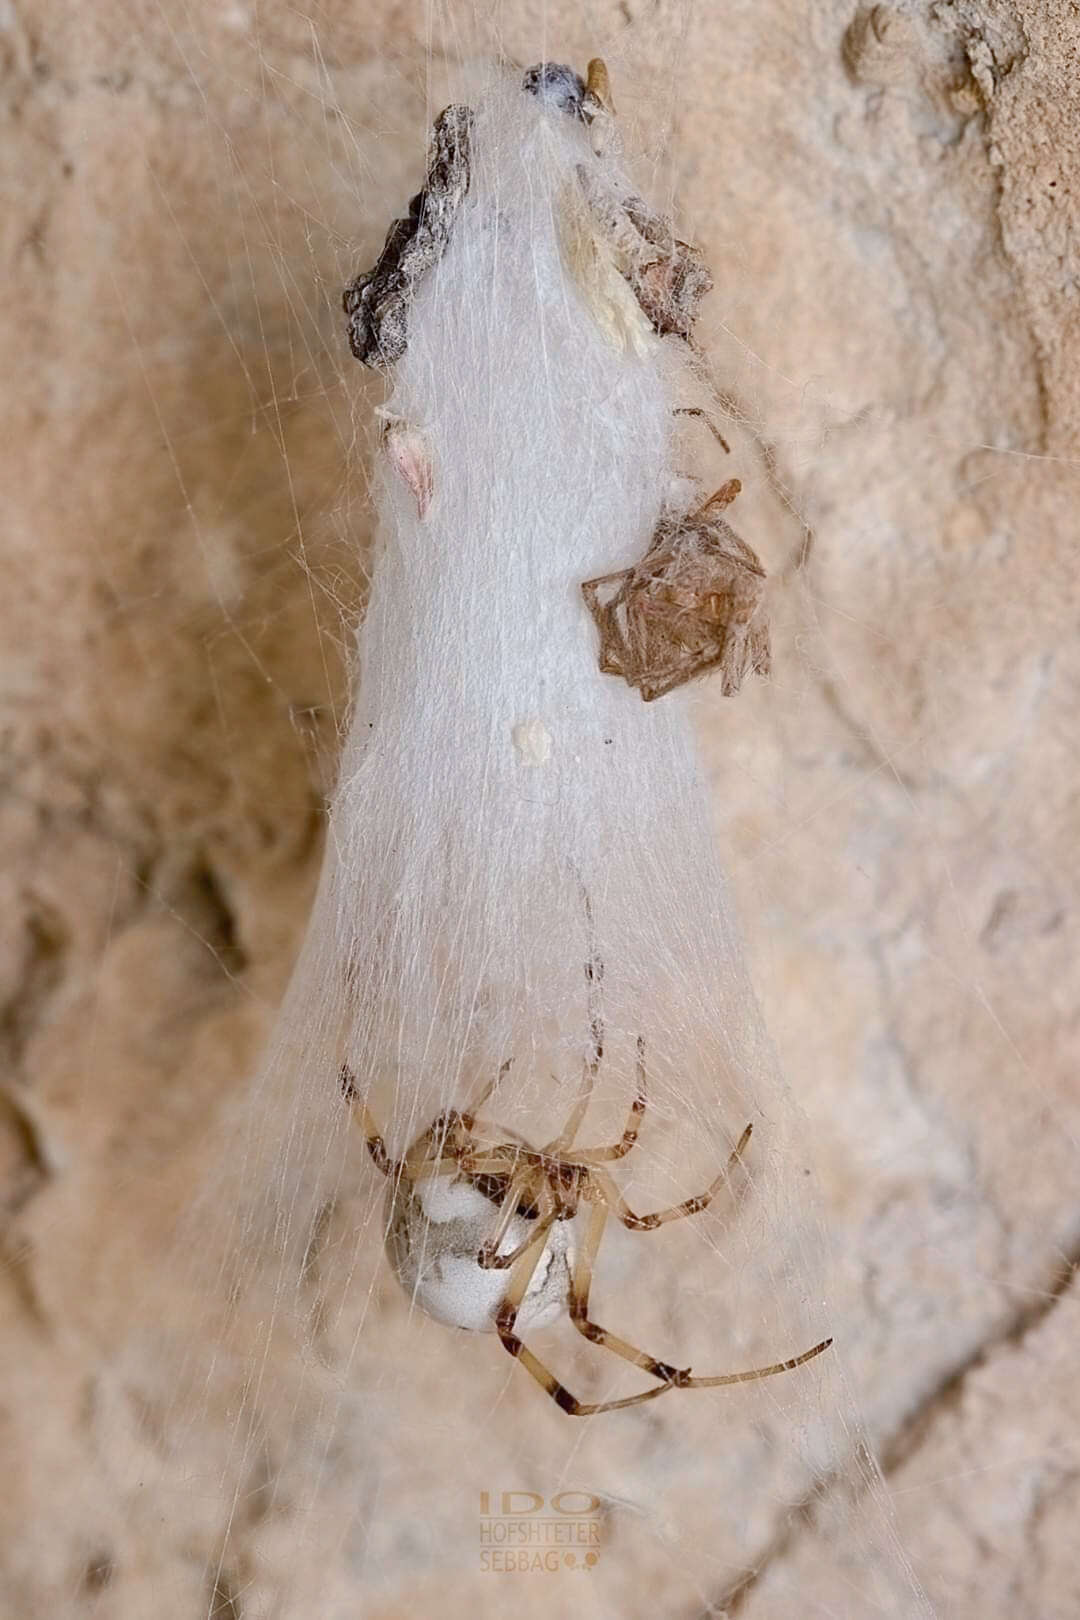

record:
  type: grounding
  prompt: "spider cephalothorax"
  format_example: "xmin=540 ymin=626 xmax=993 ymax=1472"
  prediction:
xmin=344 ymin=1032 xmax=829 ymax=1416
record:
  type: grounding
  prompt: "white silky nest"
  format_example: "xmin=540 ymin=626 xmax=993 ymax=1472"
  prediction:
xmin=334 ymin=71 xmax=687 ymax=1084
xmin=385 ymin=1174 xmax=574 ymax=1334
xmin=195 ymin=52 xmax=922 ymax=1612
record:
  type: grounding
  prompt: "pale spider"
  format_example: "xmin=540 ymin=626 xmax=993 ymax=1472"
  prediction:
xmin=343 ymin=1025 xmax=830 ymax=1416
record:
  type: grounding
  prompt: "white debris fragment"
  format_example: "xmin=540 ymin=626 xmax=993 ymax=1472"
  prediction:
xmin=511 ymin=716 xmax=554 ymax=766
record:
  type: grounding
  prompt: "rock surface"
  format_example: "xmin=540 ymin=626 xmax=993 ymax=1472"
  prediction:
xmin=1 ymin=2 xmax=1077 ymax=1616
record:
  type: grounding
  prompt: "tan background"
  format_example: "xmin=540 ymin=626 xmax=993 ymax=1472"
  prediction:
xmin=2 ymin=0 xmax=1078 ymax=1615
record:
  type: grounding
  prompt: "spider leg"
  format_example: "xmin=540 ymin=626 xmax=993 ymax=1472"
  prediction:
xmin=680 ymin=1337 xmax=833 ymax=1388
xmin=581 ymin=568 xmax=636 ymax=598
xmin=457 ymin=1116 xmax=517 ymax=1146
xmin=349 ymin=1108 xmax=460 ymax=1183
xmin=458 ymin=1142 xmax=526 ymax=1175
xmin=360 ymin=1111 xmax=398 ymax=1176
xmin=348 ymin=1107 xmax=461 ymax=1182
xmin=581 ymin=579 xmax=633 ymax=677
xmin=673 ymin=404 xmax=731 ymax=455
xmin=543 ymin=1048 xmax=600 ymax=1154
xmin=397 ymin=1154 xmax=471 ymax=1182
xmin=459 ymin=1059 xmax=511 ymax=1132
xmin=575 ymin=1169 xmax=832 ymax=1394
xmin=637 ymin=632 xmax=750 ymax=700
xmin=475 ymin=1169 xmax=547 ymax=1269
xmin=592 ymin=1122 xmax=753 ymax=1230
xmin=637 ymin=625 xmax=758 ymax=701
xmin=695 ymin=479 xmax=742 ymax=520
xmin=573 ymin=1036 xmax=647 ymax=1163
xmin=494 ymin=1221 xmax=677 ymax=1416
xmin=479 ymin=1185 xmax=557 ymax=1272
xmin=639 ymin=662 xmax=710 ymax=702
xmin=544 ymin=897 xmax=605 ymax=1154
xmin=342 ymin=1067 xmax=402 ymax=1178
xmin=568 ymin=1200 xmax=687 ymax=1384
xmin=343 ymin=1066 xmax=466 ymax=1181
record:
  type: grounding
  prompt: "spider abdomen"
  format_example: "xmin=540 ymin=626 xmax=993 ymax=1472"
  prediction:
xmin=384 ymin=1172 xmax=574 ymax=1334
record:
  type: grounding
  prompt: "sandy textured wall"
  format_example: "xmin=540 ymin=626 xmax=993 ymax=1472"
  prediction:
xmin=1 ymin=1 xmax=1078 ymax=1615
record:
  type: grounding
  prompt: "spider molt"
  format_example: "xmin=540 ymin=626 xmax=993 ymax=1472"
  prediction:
xmin=343 ymin=1044 xmax=831 ymax=1417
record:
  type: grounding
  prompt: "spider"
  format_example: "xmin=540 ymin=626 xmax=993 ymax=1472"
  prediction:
xmin=581 ymin=474 xmax=772 ymax=703
xmin=343 ymin=1035 xmax=830 ymax=1416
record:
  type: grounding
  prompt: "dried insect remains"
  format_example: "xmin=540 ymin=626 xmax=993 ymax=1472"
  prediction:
xmin=522 ymin=57 xmax=613 ymax=128
xmin=570 ymin=164 xmax=714 ymax=343
xmin=581 ymin=477 xmax=771 ymax=703
xmin=379 ymin=414 xmax=434 ymax=519
xmin=343 ymin=104 xmax=474 ymax=369
xmin=344 ymin=60 xmax=613 ymax=371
